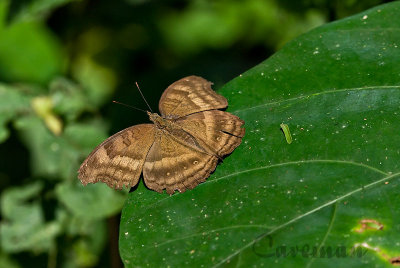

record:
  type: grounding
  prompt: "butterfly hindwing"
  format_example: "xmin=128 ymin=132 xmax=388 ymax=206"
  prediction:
xmin=176 ymin=110 xmax=245 ymax=157
xmin=143 ymin=130 xmax=219 ymax=194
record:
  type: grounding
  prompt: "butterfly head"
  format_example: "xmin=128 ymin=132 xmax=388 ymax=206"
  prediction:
xmin=148 ymin=111 xmax=165 ymax=128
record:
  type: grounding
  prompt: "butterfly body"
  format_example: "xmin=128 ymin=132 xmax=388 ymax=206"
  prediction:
xmin=148 ymin=112 xmax=172 ymax=129
xmin=78 ymin=76 xmax=245 ymax=194
xmin=148 ymin=111 xmax=214 ymax=157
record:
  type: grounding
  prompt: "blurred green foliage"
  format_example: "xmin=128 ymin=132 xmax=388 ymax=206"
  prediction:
xmin=0 ymin=0 xmax=394 ymax=267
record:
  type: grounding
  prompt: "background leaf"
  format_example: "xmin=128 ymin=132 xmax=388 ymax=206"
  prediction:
xmin=0 ymin=84 xmax=30 ymax=142
xmin=0 ymin=19 xmax=64 ymax=84
xmin=119 ymin=2 xmax=400 ymax=267
xmin=6 ymin=0 xmax=77 ymax=23
xmin=56 ymin=182 xmax=127 ymax=220
xmin=0 ymin=182 xmax=62 ymax=253
xmin=160 ymin=0 xmax=326 ymax=55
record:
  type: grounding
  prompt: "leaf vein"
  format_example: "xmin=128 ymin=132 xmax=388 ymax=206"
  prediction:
xmin=140 ymin=159 xmax=387 ymax=211
xmin=150 ymin=224 xmax=270 ymax=248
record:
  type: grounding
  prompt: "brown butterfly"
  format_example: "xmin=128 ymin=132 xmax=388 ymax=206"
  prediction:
xmin=78 ymin=76 xmax=245 ymax=194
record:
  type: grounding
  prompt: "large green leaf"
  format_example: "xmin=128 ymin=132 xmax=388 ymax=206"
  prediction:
xmin=119 ymin=2 xmax=400 ymax=267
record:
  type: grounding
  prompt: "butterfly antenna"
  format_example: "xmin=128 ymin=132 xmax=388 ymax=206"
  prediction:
xmin=112 ymin=100 xmax=148 ymax=113
xmin=135 ymin=82 xmax=153 ymax=113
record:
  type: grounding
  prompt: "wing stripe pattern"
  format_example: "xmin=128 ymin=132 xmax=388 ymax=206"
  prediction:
xmin=176 ymin=110 xmax=245 ymax=157
xmin=78 ymin=124 xmax=155 ymax=189
xmin=143 ymin=131 xmax=219 ymax=194
xmin=159 ymin=76 xmax=228 ymax=118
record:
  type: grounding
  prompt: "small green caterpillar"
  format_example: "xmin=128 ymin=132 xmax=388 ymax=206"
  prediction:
xmin=280 ymin=123 xmax=292 ymax=144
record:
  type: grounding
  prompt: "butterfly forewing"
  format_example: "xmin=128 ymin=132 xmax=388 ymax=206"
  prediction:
xmin=159 ymin=76 xmax=228 ymax=118
xmin=78 ymin=124 xmax=155 ymax=189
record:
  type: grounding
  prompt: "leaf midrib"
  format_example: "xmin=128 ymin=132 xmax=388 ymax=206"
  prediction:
xmin=231 ymin=85 xmax=400 ymax=114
